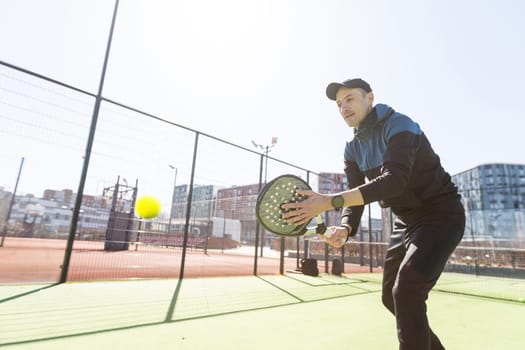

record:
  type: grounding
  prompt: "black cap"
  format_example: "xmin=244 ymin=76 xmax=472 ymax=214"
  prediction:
xmin=326 ymin=78 xmax=372 ymax=100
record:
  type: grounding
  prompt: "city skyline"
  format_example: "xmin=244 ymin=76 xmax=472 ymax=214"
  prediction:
xmin=4 ymin=162 xmax=525 ymax=234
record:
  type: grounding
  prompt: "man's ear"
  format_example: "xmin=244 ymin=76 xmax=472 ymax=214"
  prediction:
xmin=367 ymin=91 xmax=374 ymax=106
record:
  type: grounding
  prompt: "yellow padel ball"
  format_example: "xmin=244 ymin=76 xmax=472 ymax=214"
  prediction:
xmin=135 ymin=195 xmax=161 ymax=219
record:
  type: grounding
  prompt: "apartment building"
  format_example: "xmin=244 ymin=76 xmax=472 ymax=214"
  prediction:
xmin=452 ymin=163 xmax=525 ymax=240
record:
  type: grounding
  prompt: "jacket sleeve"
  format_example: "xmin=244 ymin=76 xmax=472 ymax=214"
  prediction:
xmin=358 ymin=128 xmax=420 ymax=204
xmin=340 ymin=160 xmax=365 ymax=237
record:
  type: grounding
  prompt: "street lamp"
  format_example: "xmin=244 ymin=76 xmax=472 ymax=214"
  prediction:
xmin=252 ymin=137 xmax=278 ymax=257
xmin=251 ymin=137 xmax=278 ymax=184
xmin=167 ymin=165 xmax=178 ymax=246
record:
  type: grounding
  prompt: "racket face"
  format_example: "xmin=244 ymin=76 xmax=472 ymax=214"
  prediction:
xmin=256 ymin=174 xmax=311 ymax=236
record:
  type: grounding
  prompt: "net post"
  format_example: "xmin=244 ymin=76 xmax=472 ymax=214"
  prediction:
xmin=341 ymin=244 xmax=345 ymax=273
xmin=279 ymin=237 xmax=285 ymax=274
xmin=324 ymin=242 xmax=329 ymax=273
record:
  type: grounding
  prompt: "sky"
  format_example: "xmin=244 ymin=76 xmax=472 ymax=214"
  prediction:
xmin=1 ymin=0 xmax=525 ymax=212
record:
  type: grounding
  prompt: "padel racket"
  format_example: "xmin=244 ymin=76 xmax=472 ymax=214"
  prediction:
xmin=255 ymin=174 xmax=329 ymax=238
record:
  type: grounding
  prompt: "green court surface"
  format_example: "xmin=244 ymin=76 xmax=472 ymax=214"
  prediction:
xmin=1 ymin=274 xmax=523 ymax=349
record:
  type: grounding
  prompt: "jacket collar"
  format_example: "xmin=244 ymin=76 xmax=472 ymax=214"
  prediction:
xmin=354 ymin=104 xmax=394 ymax=140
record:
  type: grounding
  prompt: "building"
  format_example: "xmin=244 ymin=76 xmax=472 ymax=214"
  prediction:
xmin=452 ymin=163 xmax=525 ymax=240
xmin=168 ymin=183 xmax=259 ymax=242
xmin=216 ymin=183 xmax=259 ymax=243
xmin=0 ymin=187 xmax=129 ymax=240
xmin=3 ymin=191 xmax=113 ymax=239
xmin=171 ymin=184 xmax=219 ymax=220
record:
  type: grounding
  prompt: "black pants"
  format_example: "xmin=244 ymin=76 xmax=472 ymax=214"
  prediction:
xmin=382 ymin=200 xmax=465 ymax=350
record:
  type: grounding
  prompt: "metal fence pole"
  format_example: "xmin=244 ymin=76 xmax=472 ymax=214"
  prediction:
xmin=253 ymin=154 xmax=264 ymax=275
xmin=0 ymin=157 xmax=24 ymax=247
xmin=179 ymin=132 xmax=200 ymax=280
xmin=59 ymin=0 xmax=120 ymax=283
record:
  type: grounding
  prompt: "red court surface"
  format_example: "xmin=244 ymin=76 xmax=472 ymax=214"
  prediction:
xmin=0 ymin=237 xmax=368 ymax=283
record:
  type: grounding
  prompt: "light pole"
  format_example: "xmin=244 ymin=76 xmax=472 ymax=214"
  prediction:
xmin=1 ymin=157 xmax=25 ymax=247
xmin=167 ymin=164 xmax=178 ymax=246
xmin=252 ymin=137 xmax=278 ymax=185
xmin=252 ymin=137 xmax=278 ymax=257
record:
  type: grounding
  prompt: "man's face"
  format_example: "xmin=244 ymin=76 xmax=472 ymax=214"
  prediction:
xmin=335 ymin=87 xmax=374 ymax=128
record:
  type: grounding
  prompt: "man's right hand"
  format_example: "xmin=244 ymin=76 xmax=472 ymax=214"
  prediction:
xmin=320 ymin=226 xmax=349 ymax=248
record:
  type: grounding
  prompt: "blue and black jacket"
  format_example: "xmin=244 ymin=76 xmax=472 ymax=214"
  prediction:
xmin=341 ymin=104 xmax=460 ymax=237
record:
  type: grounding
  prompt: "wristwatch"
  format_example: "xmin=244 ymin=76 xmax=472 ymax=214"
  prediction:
xmin=331 ymin=195 xmax=344 ymax=211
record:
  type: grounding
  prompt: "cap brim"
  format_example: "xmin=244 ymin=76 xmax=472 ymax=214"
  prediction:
xmin=326 ymin=83 xmax=345 ymax=101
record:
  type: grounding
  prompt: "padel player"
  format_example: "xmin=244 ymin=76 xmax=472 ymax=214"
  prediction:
xmin=282 ymin=78 xmax=465 ymax=350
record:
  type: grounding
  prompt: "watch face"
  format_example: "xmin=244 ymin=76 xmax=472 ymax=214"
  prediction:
xmin=332 ymin=195 xmax=344 ymax=209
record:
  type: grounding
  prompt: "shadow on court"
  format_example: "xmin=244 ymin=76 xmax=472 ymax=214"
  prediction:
xmin=0 ymin=275 xmax=523 ymax=350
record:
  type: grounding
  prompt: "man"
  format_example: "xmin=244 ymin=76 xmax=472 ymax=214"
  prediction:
xmin=282 ymin=78 xmax=465 ymax=350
